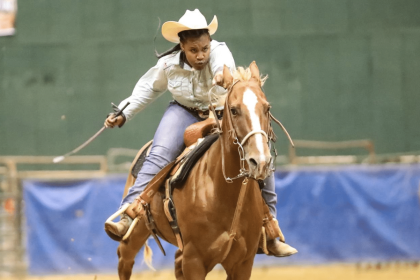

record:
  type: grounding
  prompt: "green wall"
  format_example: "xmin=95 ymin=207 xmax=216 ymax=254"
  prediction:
xmin=1 ymin=0 xmax=420 ymax=157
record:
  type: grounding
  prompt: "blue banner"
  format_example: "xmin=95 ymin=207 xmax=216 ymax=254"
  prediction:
xmin=23 ymin=164 xmax=420 ymax=275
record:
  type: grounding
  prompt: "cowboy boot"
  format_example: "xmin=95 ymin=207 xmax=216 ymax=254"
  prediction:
xmin=262 ymin=217 xmax=298 ymax=257
xmin=104 ymin=200 xmax=145 ymax=241
xmin=104 ymin=214 xmax=133 ymax=241
xmin=266 ymin=238 xmax=298 ymax=257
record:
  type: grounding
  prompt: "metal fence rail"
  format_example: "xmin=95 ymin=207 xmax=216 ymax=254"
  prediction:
xmin=288 ymin=139 xmax=376 ymax=165
xmin=0 ymin=156 xmax=108 ymax=278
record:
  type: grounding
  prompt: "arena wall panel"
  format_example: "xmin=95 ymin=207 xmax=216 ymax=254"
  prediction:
xmin=1 ymin=0 xmax=420 ymax=157
xmin=23 ymin=164 xmax=420 ymax=275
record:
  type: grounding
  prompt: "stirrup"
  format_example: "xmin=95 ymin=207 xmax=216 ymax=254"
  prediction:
xmin=105 ymin=204 xmax=139 ymax=241
xmin=123 ymin=217 xmax=139 ymax=241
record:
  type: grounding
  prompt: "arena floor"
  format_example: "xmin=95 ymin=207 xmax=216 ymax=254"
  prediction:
xmin=4 ymin=263 xmax=420 ymax=280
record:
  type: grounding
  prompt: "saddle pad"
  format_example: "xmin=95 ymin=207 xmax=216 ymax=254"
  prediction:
xmin=170 ymin=133 xmax=219 ymax=186
xmin=131 ymin=141 xmax=153 ymax=178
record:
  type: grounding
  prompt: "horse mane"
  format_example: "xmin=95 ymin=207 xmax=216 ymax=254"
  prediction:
xmin=209 ymin=66 xmax=268 ymax=106
xmin=232 ymin=66 xmax=268 ymax=86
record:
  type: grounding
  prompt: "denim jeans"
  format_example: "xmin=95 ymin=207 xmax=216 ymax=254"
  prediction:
xmin=121 ymin=101 xmax=277 ymax=217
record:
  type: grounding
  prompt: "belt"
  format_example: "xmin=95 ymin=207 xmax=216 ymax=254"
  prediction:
xmin=174 ymin=101 xmax=223 ymax=119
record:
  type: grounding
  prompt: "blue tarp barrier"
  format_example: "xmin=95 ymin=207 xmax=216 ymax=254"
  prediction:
xmin=23 ymin=164 xmax=420 ymax=275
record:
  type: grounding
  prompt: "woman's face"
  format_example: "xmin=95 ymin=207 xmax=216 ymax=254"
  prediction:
xmin=180 ymin=33 xmax=211 ymax=70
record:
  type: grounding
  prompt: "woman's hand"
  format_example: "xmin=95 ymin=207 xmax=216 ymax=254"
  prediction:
xmin=104 ymin=114 xmax=124 ymax=128
xmin=212 ymin=71 xmax=224 ymax=87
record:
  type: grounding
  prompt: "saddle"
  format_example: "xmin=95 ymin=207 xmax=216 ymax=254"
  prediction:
xmin=128 ymin=116 xmax=219 ymax=182
xmin=123 ymin=113 xmax=220 ymax=252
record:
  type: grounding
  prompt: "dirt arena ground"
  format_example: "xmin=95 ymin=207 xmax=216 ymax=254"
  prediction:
xmin=3 ymin=263 xmax=420 ymax=280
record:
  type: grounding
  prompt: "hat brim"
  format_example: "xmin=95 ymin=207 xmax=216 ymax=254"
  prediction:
xmin=162 ymin=15 xmax=218 ymax=43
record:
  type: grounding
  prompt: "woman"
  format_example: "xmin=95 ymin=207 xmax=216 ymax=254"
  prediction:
xmin=104 ymin=9 xmax=297 ymax=257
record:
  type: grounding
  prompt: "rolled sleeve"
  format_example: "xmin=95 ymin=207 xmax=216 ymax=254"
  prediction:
xmin=118 ymin=59 xmax=168 ymax=121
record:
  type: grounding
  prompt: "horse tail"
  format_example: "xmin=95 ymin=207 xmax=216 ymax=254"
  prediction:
xmin=143 ymin=240 xmax=155 ymax=271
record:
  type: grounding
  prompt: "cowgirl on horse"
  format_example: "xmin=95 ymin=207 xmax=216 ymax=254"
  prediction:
xmin=104 ymin=9 xmax=297 ymax=258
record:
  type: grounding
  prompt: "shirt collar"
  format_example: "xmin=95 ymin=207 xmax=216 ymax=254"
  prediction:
xmin=166 ymin=51 xmax=193 ymax=71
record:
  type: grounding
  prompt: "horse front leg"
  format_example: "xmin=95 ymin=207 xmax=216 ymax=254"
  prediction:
xmin=181 ymin=243 xmax=209 ymax=280
xmin=223 ymin=257 xmax=255 ymax=280
xmin=117 ymin=218 xmax=150 ymax=280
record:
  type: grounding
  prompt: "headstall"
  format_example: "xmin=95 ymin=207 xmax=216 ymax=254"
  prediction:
xmin=208 ymin=80 xmax=294 ymax=183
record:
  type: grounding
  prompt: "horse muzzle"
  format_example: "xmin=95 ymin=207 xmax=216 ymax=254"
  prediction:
xmin=246 ymin=155 xmax=272 ymax=180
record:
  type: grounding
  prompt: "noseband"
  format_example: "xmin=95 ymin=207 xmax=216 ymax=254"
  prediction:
xmin=240 ymin=130 xmax=268 ymax=146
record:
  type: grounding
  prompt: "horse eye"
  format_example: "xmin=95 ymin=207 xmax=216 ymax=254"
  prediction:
xmin=230 ymin=108 xmax=238 ymax=116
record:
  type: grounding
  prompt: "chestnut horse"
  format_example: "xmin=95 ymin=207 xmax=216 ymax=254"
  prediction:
xmin=117 ymin=62 xmax=275 ymax=280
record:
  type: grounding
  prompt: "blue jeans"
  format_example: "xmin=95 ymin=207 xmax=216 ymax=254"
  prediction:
xmin=121 ymin=102 xmax=278 ymax=217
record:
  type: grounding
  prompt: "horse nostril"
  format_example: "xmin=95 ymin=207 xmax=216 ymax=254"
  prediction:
xmin=249 ymin=158 xmax=258 ymax=167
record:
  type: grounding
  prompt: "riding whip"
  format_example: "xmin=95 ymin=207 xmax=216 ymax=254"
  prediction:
xmin=53 ymin=102 xmax=130 ymax=163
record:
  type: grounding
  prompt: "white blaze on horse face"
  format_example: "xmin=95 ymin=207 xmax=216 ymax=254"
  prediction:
xmin=242 ymin=88 xmax=265 ymax=161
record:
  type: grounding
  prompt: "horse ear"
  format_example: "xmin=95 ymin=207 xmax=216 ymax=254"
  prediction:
xmin=249 ymin=61 xmax=261 ymax=84
xmin=222 ymin=65 xmax=233 ymax=89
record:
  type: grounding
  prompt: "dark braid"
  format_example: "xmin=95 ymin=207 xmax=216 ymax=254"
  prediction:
xmin=154 ymin=44 xmax=182 ymax=58
xmin=155 ymin=29 xmax=211 ymax=59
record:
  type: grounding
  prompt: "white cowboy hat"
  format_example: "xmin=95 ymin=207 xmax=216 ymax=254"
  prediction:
xmin=162 ymin=9 xmax=218 ymax=43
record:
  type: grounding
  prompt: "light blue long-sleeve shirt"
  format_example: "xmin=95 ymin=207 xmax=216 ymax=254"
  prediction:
xmin=118 ymin=40 xmax=236 ymax=121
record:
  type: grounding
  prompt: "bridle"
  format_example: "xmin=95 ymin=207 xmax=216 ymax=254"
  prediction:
xmin=208 ymin=80 xmax=294 ymax=183
xmin=207 ymin=77 xmax=295 ymax=262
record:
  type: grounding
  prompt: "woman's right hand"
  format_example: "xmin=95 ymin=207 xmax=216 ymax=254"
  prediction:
xmin=212 ymin=71 xmax=224 ymax=87
xmin=104 ymin=114 xmax=124 ymax=128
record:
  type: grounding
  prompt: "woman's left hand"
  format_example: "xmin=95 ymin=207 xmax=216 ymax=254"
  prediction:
xmin=104 ymin=114 xmax=124 ymax=128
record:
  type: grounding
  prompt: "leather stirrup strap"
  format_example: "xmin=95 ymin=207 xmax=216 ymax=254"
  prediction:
xmin=259 ymin=226 xmax=269 ymax=254
xmin=125 ymin=160 xmax=177 ymax=219
xmin=144 ymin=204 xmax=166 ymax=256
xmin=163 ymin=179 xmax=184 ymax=251
xmin=140 ymin=161 xmax=177 ymax=203
xmin=262 ymin=197 xmax=285 ymax=242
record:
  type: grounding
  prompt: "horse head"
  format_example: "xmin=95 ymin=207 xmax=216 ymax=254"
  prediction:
xmin=220 ymin=61 xmax=273 ymax=181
